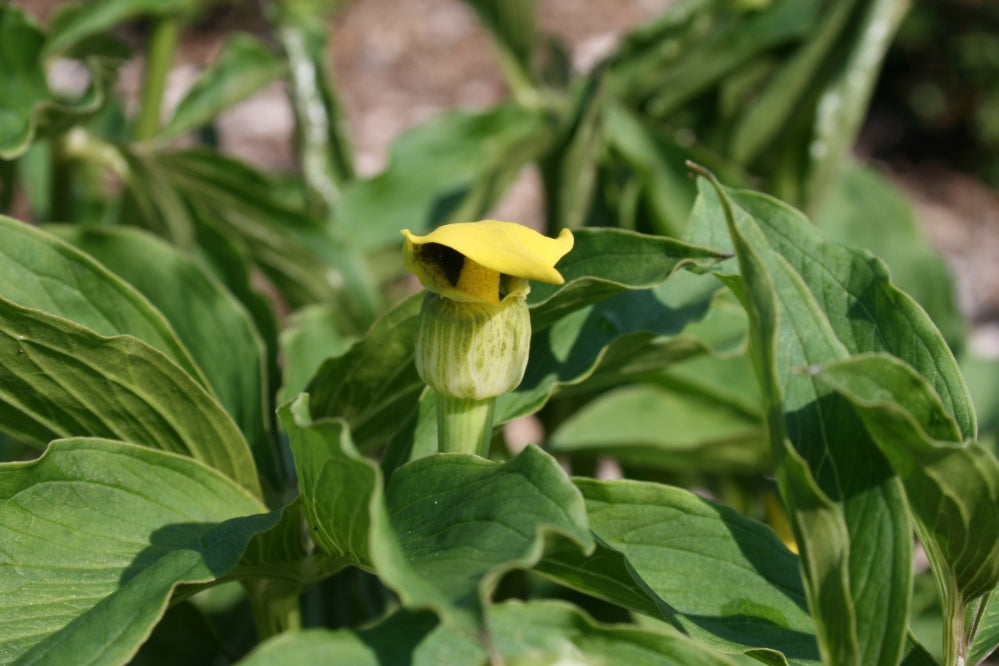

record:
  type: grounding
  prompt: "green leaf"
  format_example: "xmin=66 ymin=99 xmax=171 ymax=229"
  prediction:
xmin=240 ymin=600 xmax=743 ymax=666
xmin=382 ymin=446 xmax=593 ymax=635
xmin=501 ymin=269 xmax=743 ymax=424
xmin=305 ymin=295 xmax=424 ymax=452
xmin=693 ymin=172 xmax=912 ymax=665
xmin=284 ymin=396 xmax=594 ymax=638
xmin=544 ymin=77 xmax=604 ymax=231
xmin=549 ymin=381 xmax=766 ymax=473
xmin=160 ymin=33 xmax=286 ymax=141
xmin=0 ymin=214 xmax=205 ymax=384
xmin=0 ymin=438 xmax=272 ymax=664
xmin=0 ymin=7 xmax=110 ymax=160
xmin=815 ymin=354 xmax=999 ymax=603
xmin=43 ymin=0 xmax=193 ymax=57
xmin=721 ymin=187 xmax=976 ymax=440
xmin=540 ymin=479 xmax=818 ymax=664
xmin=280 ymin=395 xmax=380 ymax=570
xmin=528 ymin=227 xmax=726 ymax=330
xmin=336 ymin=104 xmax=550 ymax=252
xmin=969 ymin=593 xmax=999 ymax=666
xmin=49 ymin=224 xmax=276 ymax=490
xmin=815 ymin=162 xmax=964 ymax=351
xmin=279 ymin=304 xmax=354 ymax=403
xmin=0 ymin=296 xmax=261 ymax=496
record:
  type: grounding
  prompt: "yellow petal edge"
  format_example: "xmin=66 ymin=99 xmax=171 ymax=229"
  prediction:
xmin=401 ymin=221 xmax=574 ymax=285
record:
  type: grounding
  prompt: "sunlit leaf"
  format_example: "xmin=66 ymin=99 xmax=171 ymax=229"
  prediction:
xmin=0 ymin=439 xmax=272 ymax=663
xmin=0 ymin=296 xmax=261 ymax=496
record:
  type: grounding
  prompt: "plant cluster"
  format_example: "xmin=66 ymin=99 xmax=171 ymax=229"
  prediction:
xmin=0 ymin=1 xmax=998 ymax=665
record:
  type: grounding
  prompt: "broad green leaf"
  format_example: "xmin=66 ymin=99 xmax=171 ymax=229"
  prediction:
xmin=0 ymin=296 xmax=261 ymax=496
xmin=306 ymin=294 xmax=424 ymax=452
xmin=528 ymin=227 xmax=726 ymax=330
xmin=0 ymin=7 xmax=110 ymax=159
xmin=816 ymin=162 xmax=964 ymax=350
xmin=240 ymin=600 xmax=742 ymax=666
xmin=43 ymin=0 xmax=193 ymax=57
xmin=536 ymin=533 xmax=685 ymax=627
xmin=721 ymin=187 xmax=976 ymax=440
xmin=336 ymin=104 xmax=549 ymax=252
xmin=284 ymin=396 xmax=594 ymax=638
xmin=542 ymin=479 xmax=818 ymax=665
xmin=281 ymin=399 xmax=463 ymax=630
xmin=49 ymin=225 xmax=276 ymax=489
xmin=815 ymin=354 xmax=999 ymax=604
xmin=280 ymin=395 xmax=380 ymax=570
xmin=501 ymin=270 xmax=744 ymax=424
xmin=381 ymin=446 xmax=593 ymax=635
xmin=238 ymin=628 xmax=400 ymax=665
xmin=549 ymin=382 xmax=766 ymax=473
xmin=160 ymin=33 xmax=287 ymax=141
xmin=0 ymin=438 xmax=272 ymax=664
xmin=0 ymin=214 xmax=205 ymax=384
xmin=279 ymin=304 xmax=353 ymax=402
xmin=694 ymin=173 xmax=911 ymax=665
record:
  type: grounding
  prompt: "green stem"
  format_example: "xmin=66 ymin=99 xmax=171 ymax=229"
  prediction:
xmin=942 ymin=586 xmax=966 ymax=666
xmin=245 ymin=579 xmax=302 ymax=641
xmin=49 ymin=134 xmax=74 ymax=222
xmin=437 ymin=393 xmax=496 ymax=457
xmin=134 ymin=16 xmax=180 ymax=141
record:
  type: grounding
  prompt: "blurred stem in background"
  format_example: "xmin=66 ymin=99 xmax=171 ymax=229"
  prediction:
xmin=135 ymin=16 xmax=181 ymax=141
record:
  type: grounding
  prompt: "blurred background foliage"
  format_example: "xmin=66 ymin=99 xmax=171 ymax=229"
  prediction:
xmin=870 ymin=0 xmax=999 ymax=187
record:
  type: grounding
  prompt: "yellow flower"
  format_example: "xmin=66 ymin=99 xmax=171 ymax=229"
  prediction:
xmin=401 ymin=221 xmax=574 ymax=306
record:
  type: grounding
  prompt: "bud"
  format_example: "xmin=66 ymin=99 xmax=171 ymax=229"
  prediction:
xmin=415 ymin=289 xmax=531 ymax=400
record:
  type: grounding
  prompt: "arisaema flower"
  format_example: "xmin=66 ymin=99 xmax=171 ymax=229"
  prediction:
xmin=401 ymin=221 xmax=574 ymax=305
xmin=401 ymin=220 xmax=574 ymax=456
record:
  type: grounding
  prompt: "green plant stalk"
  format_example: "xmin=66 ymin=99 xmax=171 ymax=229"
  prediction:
xmin=245 ymin=579 xmax=302 ymax=641
xmin=49 ymin=134 xmax=74 ymax=222
xmin=943 ymin=585 xmax=966 ymax=666
xmin=437 ymin=393 xmax=496 ymax=456
xmin=135 ymin=16 xmax=181 ymax=141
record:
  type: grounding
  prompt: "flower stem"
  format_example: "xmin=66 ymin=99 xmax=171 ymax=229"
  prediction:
xmin=437 ymin=392 xmax=496 ymax=457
